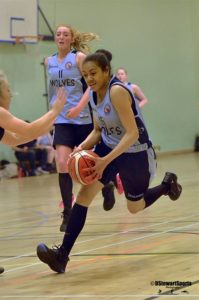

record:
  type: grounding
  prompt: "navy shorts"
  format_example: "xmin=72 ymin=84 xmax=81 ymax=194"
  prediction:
xmin=94 ymin=141 xmax=156 ymax=201
xmin=53 ymin=123 xmax=93 ymax=149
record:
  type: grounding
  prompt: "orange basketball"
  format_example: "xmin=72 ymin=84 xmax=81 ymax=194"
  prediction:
xmin=68 ymin=150 xmax=99 ymax=185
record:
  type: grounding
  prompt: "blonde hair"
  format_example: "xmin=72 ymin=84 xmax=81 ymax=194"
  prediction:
xmin=55 ymin=24 xmax=99 ymax=54
xmin=0 ymin=71 xmax=8 ymax=96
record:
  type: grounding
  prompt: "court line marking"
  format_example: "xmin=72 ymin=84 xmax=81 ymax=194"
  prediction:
xmin=1 ymin=212 xmax=199 ymax=263
xmin=1 ymin=294 xmax=199 ymax=298
xmin=2 ymin=213 xmax=199 ymax=273
xmin=0 ymin=211 xmax=197 ymax=262
xmin=74 ymin=221 xmax=199 ymax=255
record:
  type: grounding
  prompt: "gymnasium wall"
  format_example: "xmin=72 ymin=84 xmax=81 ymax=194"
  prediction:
xmin=0 ymin=0 xmax=198 ymax=161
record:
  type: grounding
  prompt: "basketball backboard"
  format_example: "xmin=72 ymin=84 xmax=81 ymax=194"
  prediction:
xmin=0 ymin=0 xmax=38 ymax=44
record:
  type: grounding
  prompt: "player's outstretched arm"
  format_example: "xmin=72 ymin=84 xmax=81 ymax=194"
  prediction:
xmin=1 ymin=88 xmax=66 ymax=146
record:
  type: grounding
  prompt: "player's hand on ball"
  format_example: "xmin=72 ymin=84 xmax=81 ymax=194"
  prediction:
xmin=86 ymin=156 xmax=107 ymax=180
xmin=69 ymin=145 xmax=83 ymax=159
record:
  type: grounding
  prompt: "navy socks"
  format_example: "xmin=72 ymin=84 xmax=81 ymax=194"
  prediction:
xmin=61 ymin=203 xmax=88 ymax=255
xmin=59 ymin=173 xmax=73 ymax=212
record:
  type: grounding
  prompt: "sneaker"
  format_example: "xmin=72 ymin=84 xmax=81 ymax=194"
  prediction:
xmin=0 ymin=266 xmax=4 ymax=274
xmin=60 ymin=210 xmax=71 ymax=232
xmin=37 ymin=243 xmax=69 ymax=273
xmin=28 ymin=171 xmax=37 ymax=176
xmin=36 ymin=167 xmax=49 ymax=175
xmin=162 ymin=172 xmax=182 ymax=200
xmin=102 ymin=182 xmax=115 ymax=211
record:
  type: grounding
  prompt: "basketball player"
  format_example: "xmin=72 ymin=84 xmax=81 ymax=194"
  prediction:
xmin=116 ymin=67 xmax=148 ymax=108
xmin=46 ymin=25 xmax=114 ymax=232
xmin=37 ymin=49 xmax=182 ymax=273
xmin=0 ymin=70 xmax=66 ymax=274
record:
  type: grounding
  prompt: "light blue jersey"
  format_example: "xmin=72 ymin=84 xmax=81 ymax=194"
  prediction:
xmin=37 ymin=134 xmax=52 ymax=146
xmin=124 ymin=82 xmax=145 ymax=122
xmin=89 ymin=76 xmax=152 ymax=153
xmin=47 ymin=50 xmax=92 ymax=125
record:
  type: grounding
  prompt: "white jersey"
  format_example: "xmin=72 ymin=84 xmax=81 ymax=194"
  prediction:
xmin=89 ymin=76 xmax=152 ymax=153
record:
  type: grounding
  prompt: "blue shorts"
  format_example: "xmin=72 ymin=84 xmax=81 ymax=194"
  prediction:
xmin=94 ymin=141 xmax=156 ymax=201
xmin=53 ymin=123 xmax=93 ymax=149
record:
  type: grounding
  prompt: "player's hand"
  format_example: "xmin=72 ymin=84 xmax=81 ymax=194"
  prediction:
xmin=69 ymin=145 xmax=84 ymax=158
xmin=84 ymin=156 xmax=107 ymax=180
xmin=52 ymin=88 xmax=67 ymax=114
xmin=66 ymin=106 xmax=81 ymax=118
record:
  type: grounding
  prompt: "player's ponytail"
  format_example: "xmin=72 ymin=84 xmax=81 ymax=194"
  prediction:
xmin=83 ymin=49 xmax=113 ymax=75
xmin=95 ymin=49 xmax=112 ymax=62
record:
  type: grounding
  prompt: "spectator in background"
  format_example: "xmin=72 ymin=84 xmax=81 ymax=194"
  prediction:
xmin=36 ymin=132 xmax=55 ymax=172
xmin=0 ymin=159 xmax=18 ymax=179
xmin=13 ymin=138 xmax=49 ymax=176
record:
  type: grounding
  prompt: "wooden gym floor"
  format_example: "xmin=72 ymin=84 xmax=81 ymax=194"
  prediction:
xmin=0 ymin=152 xmax=199 ymax=299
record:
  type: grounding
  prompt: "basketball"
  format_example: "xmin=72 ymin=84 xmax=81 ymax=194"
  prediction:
xmin=68 ymin=150 xmax=99 ymax=185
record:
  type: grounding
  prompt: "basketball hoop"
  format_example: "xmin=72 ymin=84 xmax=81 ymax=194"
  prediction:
xmin=14 ymin=35 xmax=38 ymax=45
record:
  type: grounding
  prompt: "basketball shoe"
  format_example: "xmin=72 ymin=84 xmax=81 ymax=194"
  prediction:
xmin=36 ymin=167 xmax=49 ymax=175
xmin=60 ymin=210 xmax=71 ymax=232
xmin=102 ymin=182 xmax=115 ymax=211
xmin=59 ymin=194 xmax=76 ymax=232
xmin=37 ymin=243 xmax=69 ymax=273
xmin=162 ymin=172 xmax=182 ymax=200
